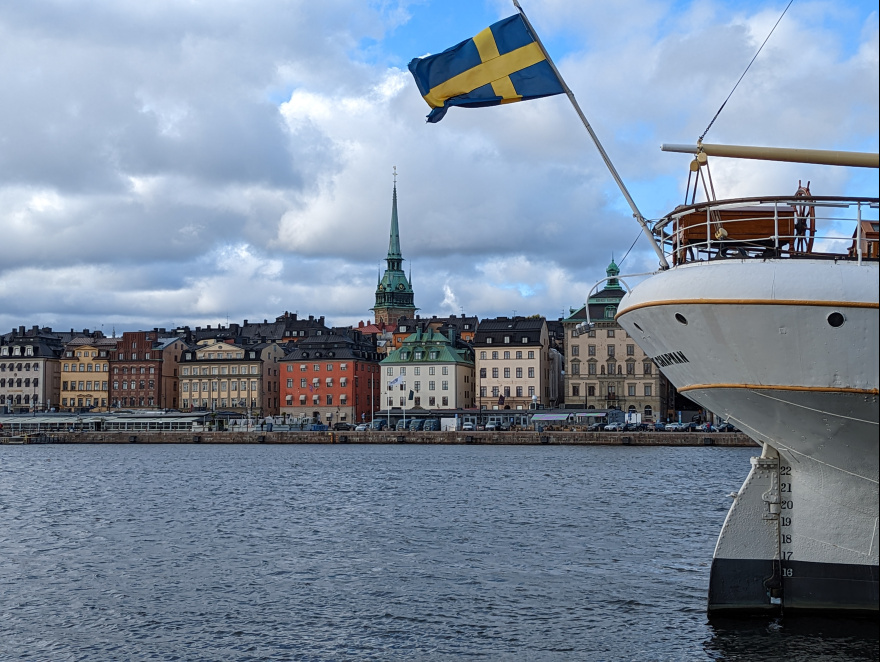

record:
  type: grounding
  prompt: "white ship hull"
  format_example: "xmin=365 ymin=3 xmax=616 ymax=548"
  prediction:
xmin=617 ymin=258 xmax=879 ymax=614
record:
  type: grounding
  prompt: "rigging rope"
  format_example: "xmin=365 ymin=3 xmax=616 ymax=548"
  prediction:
xmin=698 ymin=0 xmax=794 ymax=143
xmin=618 ymin=228 xmax=643 ymax=266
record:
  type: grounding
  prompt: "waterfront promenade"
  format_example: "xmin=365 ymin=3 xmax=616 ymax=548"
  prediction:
xmin=3 ymin=430 xmax=758 ymax=446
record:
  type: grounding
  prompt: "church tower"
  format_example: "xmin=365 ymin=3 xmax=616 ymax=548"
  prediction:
xmin=371 ymin=168 xmax=417 ymax=325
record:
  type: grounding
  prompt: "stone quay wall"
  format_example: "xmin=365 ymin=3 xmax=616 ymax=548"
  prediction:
xmin=16 ymin=431 xmax=760 ymax=447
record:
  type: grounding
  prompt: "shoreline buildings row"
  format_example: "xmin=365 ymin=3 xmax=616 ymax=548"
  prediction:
xmin=1 ymin=182 xmax=681 ymax=424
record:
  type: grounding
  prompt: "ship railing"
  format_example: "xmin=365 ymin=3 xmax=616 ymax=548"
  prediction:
xmin=655 ymin=195 xmax=879 ymax=265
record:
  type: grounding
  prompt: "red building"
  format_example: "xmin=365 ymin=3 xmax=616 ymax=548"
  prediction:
xmin=280 ymin=329 xmax=381 ymax=426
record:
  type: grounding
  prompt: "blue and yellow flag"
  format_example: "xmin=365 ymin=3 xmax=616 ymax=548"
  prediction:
xmin=408 ymin=14 xmax=564 ymax=123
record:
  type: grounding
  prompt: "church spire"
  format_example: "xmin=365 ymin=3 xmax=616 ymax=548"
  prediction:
xmin=371 ymin=166 xmax=417 ymax=325
xmin=387 ymin=166 xmax=402 ymax=264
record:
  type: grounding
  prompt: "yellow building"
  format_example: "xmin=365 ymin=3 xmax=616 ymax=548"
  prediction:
xmin=60 ymin=337 xmax=119 ymax=411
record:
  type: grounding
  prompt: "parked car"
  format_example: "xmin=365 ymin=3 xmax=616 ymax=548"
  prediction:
xmin=651 ymin=422 xmax=667 ymax=432
xmin=422 ymin=419 xmax=441 ymax=431
xmin=395 ymin=419 xmax=410 ymax=431
xmin=664 ymin=422 xmax=686 ymax=431
xmin=461 ymin=422 xmax=475 ymax=431
xmin=603 ymin=422 xmax=623 ymax=431
xmin=370 ymin=420 xmax=388 ymax=431
xmin=696 ymin=422 xmax=717 ymax=432
xmin=332 ymin=422 xmax=354 ymax=431
xmin=587 ymin=422 xmax=604 ymax=432
xmin=717 ymin=422 xmax=739 ymax=432
xmin=354 ymin=423 xmax=369 ymax=431
xmin=622 ymin=423 xmax=641 ymax=432
xmin=408 ymin=419 xmax=425 ymax=431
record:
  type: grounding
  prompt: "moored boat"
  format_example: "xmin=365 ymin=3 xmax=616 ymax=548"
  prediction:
xmin=616 ymin=145 xmax=879 ymax=614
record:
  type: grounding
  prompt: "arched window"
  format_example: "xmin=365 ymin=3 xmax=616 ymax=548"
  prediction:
xmin=644 ymin=405 xmax=653 ymax=419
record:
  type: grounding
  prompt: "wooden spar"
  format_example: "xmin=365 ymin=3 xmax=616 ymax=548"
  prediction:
xmin=661 ymin=143 xmax=879 ymax=168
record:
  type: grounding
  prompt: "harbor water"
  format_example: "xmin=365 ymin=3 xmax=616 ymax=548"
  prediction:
xmin=1 ymin=444 xmax=876 ymax=660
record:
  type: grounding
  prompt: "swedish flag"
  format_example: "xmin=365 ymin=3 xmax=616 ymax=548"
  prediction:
xmin=408 ymin=14 xmax=564 ymax=123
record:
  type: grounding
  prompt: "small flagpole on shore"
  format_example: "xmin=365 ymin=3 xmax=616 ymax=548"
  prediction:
xmin=512 ymin=0 xmax=670 ymax=270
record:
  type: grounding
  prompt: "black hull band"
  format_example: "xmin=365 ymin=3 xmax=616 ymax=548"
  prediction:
xmin=709 ymin=558 xmax=879 ymax=615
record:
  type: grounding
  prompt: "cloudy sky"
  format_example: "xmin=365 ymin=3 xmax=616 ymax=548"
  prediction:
xmin=1 ymin=0 xmax=877 ymax=335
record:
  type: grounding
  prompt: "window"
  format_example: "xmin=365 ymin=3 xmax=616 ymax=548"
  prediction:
xmin=326 ymin=395 xmax=333 ymax=405
xmin=522 ymin=337 xmax=528 ymax=344
xmin=571 ymin=363 xmax=580 ymax=375
xmin=325 ymin=378 xmax=333 ymax=387
xmin=429 ymin=381 xmax=436 ymax=391
xmin=492 ymin=351 xmax=498 ymax=359
xmin=301 ymin=364 xmax=307 ymax=371
xmin=608 ymin=345 xmax=616 ymax=357
xmin=607 ymin=329 xmax=615 ymax=337
xmin=287 ymin=379 xmax=293 ymax=388
xmin=528 ymin=367 xmax=535 ymax=378
xmin=528 ymin=351 xmax=534 ymax=359
xmin=588 ymin=385 xmax=595 ymax=396
xmin=571 ymin=345 xmax=579 ymax=356
xmin=326 ymin=364 xmax=333 ymax=371
xmin=442 ymin=381 xmax=448 ymax=390
xmin=441 ymin=396 xmax=449 ymax=406
xmin=441 ymin=366 xmax=448 ymax=375
xmin=313 ymin=395 xmax=320 ymax=405
xmin=313 ymin=364 xmax=320 ymax=371
xmin=528 ymin=386 xmax=535 ymax=397
xmin=516 ymin=386 xmax=523 ymax=397
xmin=503 ymin=351 xmax=510 ymax=359
xmin=486 ymin=338 xmax=493 ymax=344
xmin=644 ymin=385 xmax=652 ymax=397
xmin=503 ymin=368 xmax=510 ymax=378
xmin=480 ymin=387 xmax=486 ymax=397
xmin=492 ymin=368 xmax=499 ymax=378
xmin=480 ymin=351 xmax=486 ymax=359
xmin=643 ymin=363 xmax=652 ymax=375
xmin=627 ymin=344 xmax=635 ymax=356
xmin=400 ymin=367 xmax=406 ymax=375
xmin=492 ymin=386 xmax=499 ymax=397
xmin=516 ymin=351 xmax=522 ymax=359
xmin=480 ymin=368 xmax=486 ymax=378
xmin=387 ymin=367 xmax=393 ymax=375
xmin=627 ymin=362 xmax=635 ymax=375
xmin=340 ymin=363 xmax=348 ymax=371
xmin=572 ymin=384 xmax=580 ymax=397
xmin=300 ymin=395 xmax=306 ymax=405
xmin=300 ymin=378 xmax=307 ymax=388
xmin=628 ymin=385 xmax=636 ymax=396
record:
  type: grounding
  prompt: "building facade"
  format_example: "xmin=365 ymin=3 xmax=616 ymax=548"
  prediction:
xmin=562 ymin=260 xmax=668 ymax=422
xmin=60 ymin=337 xmax=119 ymax=411
xmin=0 ymin=328 xmax=65 ymax=412
xmin=380 ymin=327 xmax=475 ymax=411
xmin=473 ymin=317 xmax=553 ymax=410
xmin=178 ymin=340 xmax=285 ymax=416
xmin=279 ymin=329 xmax=382 ymax=425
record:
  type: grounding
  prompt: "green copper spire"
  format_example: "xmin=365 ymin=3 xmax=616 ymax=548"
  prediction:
xmin=371 ymin=167 xmax=417 ymax=323
xmin=605 ymin=258 xmax=623 ymax=291
xmin=387 ymin=168 xmax=402 ymax=265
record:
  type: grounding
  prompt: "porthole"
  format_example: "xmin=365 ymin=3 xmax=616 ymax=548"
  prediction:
xmin=675 ymin=313 xmax=688 ymax=325
xmin=633 ymin=322 xmax=643 ymax=332
xmin=827 ymin=312 xmax=845 ymax=328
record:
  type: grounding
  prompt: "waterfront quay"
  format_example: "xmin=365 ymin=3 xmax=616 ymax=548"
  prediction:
xmin=4 ymin=430 xmax=757 ymax=446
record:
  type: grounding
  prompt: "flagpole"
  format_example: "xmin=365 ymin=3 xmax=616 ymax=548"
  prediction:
xmin=512 ymin=1 xmax=670 ymax=270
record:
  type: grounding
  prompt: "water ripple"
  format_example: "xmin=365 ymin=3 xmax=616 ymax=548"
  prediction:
xmin=0 ymin=444 xmax=876 ymax=660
